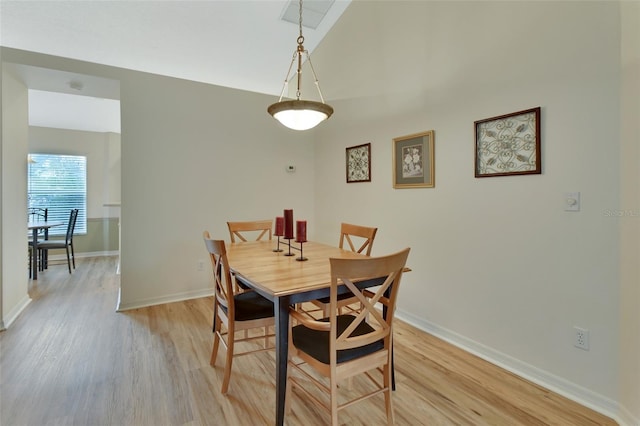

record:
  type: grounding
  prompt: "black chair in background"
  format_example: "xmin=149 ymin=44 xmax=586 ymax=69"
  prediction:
xmin=28 ymin=207 xmax=48 ymax=277
xmin=38 ymin=209 xmax=78 ymax=274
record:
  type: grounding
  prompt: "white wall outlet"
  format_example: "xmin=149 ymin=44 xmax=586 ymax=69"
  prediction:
xmin=564 ymin=192 xmax=580 ymax=211
xmin=574 ymin=326 xmax=590 ymax=350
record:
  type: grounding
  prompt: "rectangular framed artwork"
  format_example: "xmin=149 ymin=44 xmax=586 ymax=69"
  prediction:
xmin=392 ymin=130 xmax=435 ymax=188
xmin=346 ymin=143 xmax=371 ymax=183
xmin=475 ymin=107 xmax=541 ymax=177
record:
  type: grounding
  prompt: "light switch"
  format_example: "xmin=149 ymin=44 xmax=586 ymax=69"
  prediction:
xmin=564 ymin=192 xmax=580 ymax=211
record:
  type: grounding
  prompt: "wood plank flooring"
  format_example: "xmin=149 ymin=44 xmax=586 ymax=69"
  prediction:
xmin=0 ymin=256 xmax=616 ymax=425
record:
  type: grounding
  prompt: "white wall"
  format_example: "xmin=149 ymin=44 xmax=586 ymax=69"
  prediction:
xmin=118 ymin=72 xmax=316 ymax=309
xmin=312 ymin=1 xmax=628 ymax=422
xmin=619 ymin=1 xmax=640 ymax=423
xmin=1 ymin=65 xmax=30 ymax=328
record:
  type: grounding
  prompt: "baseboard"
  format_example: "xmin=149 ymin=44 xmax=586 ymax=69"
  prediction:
xmin=617 ymin=404 xmax=640 ymax=426
xmin=46 ymin=250 xmax=118 ymax=261
xmin=396 ymin=309 xmax=624 ymax=424
xmin=116 ymin=288 xmax=213 ymax=312
xmin=2 ymin=294 xmax=32 ymax=330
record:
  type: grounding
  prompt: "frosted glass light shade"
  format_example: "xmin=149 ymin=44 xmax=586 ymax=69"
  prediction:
xmin=268 ymin=100 xmax=333 ymax=131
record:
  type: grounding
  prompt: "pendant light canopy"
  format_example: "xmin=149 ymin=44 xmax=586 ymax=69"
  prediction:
xmin=268 ymin=0 xmax=333 ymax=131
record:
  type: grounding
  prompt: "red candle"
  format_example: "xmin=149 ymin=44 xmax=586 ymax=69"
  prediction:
xmin=296 ymin=220 xmax=307 ymax=243
xmin=284 ymin=209 xmax=294 ymax=239
xmin=274 ymin=216 xmax=284 ymax=236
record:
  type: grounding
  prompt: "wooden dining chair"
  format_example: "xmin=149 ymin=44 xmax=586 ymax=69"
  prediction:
xmin=285 ymin=248 xmax=410 ymax=425
xmin=227 ymin=220 xmax=273 ymax=243
xmin=37 ymin=208 xmax=78 ymax=274
xmin=203 ymin=231 xmax=275 ymax=394
xmin=303 ymin=223 xmax=378 ymax=318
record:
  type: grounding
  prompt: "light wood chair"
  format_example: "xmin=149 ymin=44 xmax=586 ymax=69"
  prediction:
xmin=286 ymin=248 xmax=411 ymax=425
xmin=303 ymin=223 xmax=378 ymax=318
xmin=203 ymin=231 xmax=275 ymax=394
xmin=227 ymin=220 xmax=273 ymax=243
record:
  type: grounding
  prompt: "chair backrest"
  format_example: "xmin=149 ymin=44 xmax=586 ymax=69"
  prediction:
xmin=64 ymin=209 xmax=79 ymax=244
xmin=203 ymin=231 xmax=235 ymax=316
xmin=28 ymin=207 xmax=48 ymax=223
xmin=28 ymin=208 xmax=49 ymax=237
xmin=339 ymin=223 xmax=378 ymax=256
xmin=227 ymin=220 xmax=273 ymax=243
xmin=328 ymin=248 xmax=410 ymax=357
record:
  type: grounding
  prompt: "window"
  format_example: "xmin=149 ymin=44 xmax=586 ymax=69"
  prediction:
xmin=28 ymin=153 xmax=87 ymax=236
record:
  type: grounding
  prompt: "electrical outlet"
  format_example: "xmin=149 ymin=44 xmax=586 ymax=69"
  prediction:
xmin=574 ymin=326 xmax=590 ymax=350
xmin=197 ymin=260 xmax=204 ymax=271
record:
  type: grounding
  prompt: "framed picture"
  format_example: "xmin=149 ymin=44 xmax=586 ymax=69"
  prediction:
xmin=392 ymin=130 xmax=435 ymax=188
xmin=346 ymin=143 xmax=371 ymax=183
xmin=475 ymin=107 xmax=541 ymax=177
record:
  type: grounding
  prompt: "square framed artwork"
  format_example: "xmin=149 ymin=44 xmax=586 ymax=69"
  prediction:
xmin=346 ymin=143 xmax=371 ymax=183
xmin=392 ymin=130 xmax=435 ymax=188
xmin=475 ymin=107 xmax=541 ymax=177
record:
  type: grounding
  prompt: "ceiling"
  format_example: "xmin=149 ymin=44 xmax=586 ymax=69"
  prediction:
xmin=1 ymin=0 xmax=350 ymax=132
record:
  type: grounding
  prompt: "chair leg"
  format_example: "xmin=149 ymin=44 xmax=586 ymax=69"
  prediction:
xmin=211 ymin=314 xmax=221 ymax=365
xmin=384 ymin=362 xmax=395 ymax=425
xmin=65 ymin=247 xmax=72 ymax=274
xmin=221 ymin=327 xmax=235 ymax=394
xmin=330 ymin=377 xmax=339 ymax=426
xmin=70 ymin=243 xmax=76 ymax=269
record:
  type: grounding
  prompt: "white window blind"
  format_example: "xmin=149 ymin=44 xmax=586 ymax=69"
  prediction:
xmin=28 ymin=154 xmax=87 ymax=236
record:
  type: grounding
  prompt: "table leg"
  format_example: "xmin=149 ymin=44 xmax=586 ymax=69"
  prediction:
xmin=274 ymin=296 xmax=290 ymax=426
xmin=31 ymin=229 xmax=39 ymax=280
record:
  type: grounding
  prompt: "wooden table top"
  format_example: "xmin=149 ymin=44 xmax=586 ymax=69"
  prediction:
xmin=226 ymin=240 xmax=366 ymax=297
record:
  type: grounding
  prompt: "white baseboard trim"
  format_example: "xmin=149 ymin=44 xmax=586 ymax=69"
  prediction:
xmin=116 ymin=288 xmax=213 ymax=312
xmin=46 ymin=251 xmax=118 ymax=261
xmin=396 ymin=309 xmax=626 ymax=425
xmin=617 ymin=404 xmax=639 ymax=426
xmin=2 ymin=294 xmax=32 ymax=330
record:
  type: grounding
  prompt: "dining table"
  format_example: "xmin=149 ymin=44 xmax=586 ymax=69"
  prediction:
xmin=226 ymin=239 xmax=394 ymax=426
xmin=28 ymin=220 xmax=64 ymax=279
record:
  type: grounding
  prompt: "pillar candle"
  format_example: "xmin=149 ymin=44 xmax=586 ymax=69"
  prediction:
xmin=274 ymin=216 xmax=284 ymax=236
xmin=295 ymin=220 xmax=307 ymax=243
xmin=284 ymin=209 xmax=294 ymax=239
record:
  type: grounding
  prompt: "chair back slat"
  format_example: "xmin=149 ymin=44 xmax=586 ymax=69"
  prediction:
xmin=227 ymin=220 xmax=273 ymax=243
xmin=339 ymin=223 xmax=377 ymax=255
xmin=203 ymin=232 xmax=234 ymax=315
xmin=28 ymin=208 xmax=49 ymax=238
xmin=329 ymin=248 xmax=410 ymax=354
xmin=65 ymin=209 xmax=79 ymax=243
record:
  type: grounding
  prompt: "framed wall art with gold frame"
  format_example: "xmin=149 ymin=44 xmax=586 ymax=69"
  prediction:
xmin=392 ymin=130 xmax=435 ymax=188
xmin=475 ymin=107 xmax=541 ymax=177
xmin=346 ymin=143 xmax=371 ymax=183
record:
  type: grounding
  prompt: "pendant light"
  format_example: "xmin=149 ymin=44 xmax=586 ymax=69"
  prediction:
xmin=267 ymin=0 xmax=334 ymax=131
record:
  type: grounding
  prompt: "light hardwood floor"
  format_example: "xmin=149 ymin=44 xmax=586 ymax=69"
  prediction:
xmin=1 ymin=256 xmax=616 ymax=426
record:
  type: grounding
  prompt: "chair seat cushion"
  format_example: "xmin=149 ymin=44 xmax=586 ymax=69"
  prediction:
xmin=292 ymin=314 xmax=384 ymax=364
xmin=221 ymin=290 xmax=274 ymax=321
xmin=37 ymin=241 xmax=68 ymax=250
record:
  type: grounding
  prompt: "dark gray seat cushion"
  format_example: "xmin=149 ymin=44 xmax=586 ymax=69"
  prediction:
xmin=220 ymin=291 xmax=274 ymax=321
xmin=292 ymin=314 xmax=384 ymax=364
